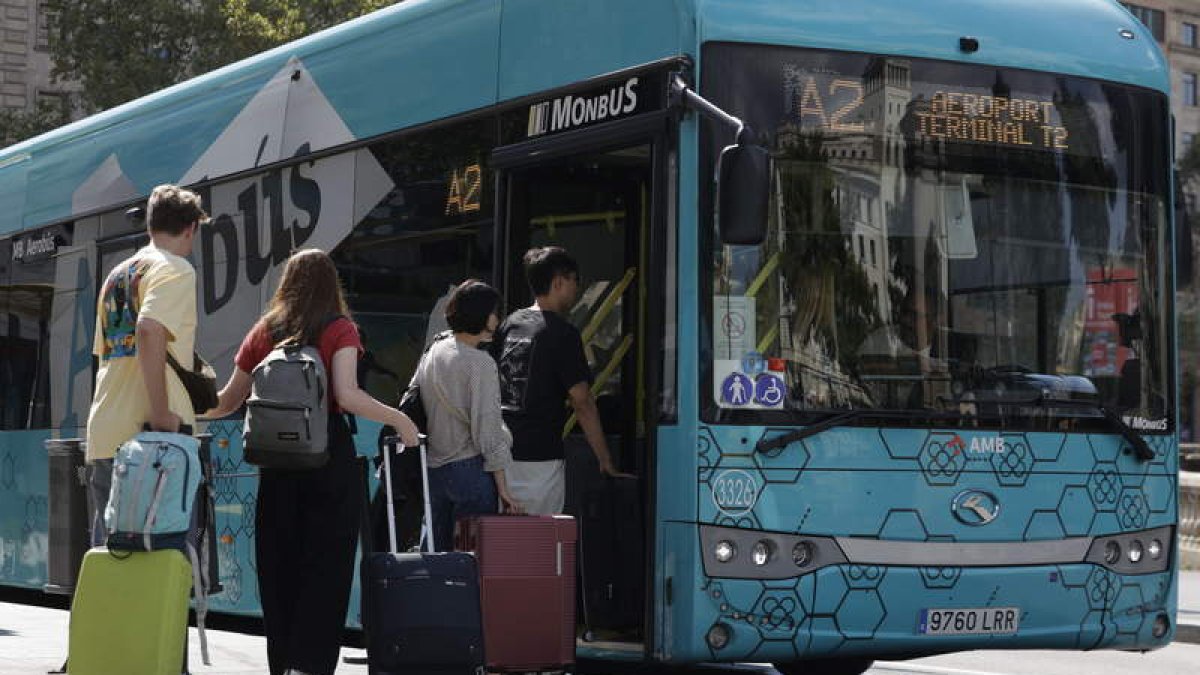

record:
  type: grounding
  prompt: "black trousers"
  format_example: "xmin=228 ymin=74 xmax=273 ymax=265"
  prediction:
xmin=255 ymin=414 xmax=359 ymax=675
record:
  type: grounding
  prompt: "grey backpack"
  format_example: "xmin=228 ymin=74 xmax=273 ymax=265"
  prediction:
xmin=243 ymin=342 xmax=330 ymax=469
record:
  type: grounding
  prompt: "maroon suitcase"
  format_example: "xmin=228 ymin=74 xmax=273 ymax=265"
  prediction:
xmin=456 ymin=514 xmax=577 ymax=672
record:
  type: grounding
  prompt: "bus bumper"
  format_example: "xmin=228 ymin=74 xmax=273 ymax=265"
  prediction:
xmin=670 ymin=564 xmax=1177 ymax=663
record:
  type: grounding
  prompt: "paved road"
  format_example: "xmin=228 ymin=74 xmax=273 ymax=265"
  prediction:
xmin=2 ymin=601 xmax=1195 ymax=675
xmin=869 ymin=643 xmax=1200 ymax=675
xmin=582 ymin=639 xmax=1199 ymax=674
xmin=1 ymin=571 xmax=1196 ymax=674
xmin=672 ymin=642 xmax=1200 ymax=674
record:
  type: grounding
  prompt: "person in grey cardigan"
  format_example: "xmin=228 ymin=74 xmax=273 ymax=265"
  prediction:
xmin=417 ymin=279 xmax=522 ymax=550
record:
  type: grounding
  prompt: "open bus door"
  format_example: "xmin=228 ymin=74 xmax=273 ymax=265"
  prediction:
xmin=492 ymin=127 xmax=669 ymax=658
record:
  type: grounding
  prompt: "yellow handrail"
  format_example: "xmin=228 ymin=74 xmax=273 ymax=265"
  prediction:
xmin=745 ymin=251 xmax=780 ymax=298
xmin=562 ymin=334 xmax=634 ymax=437
xmin=530 ymin=210 xmax=625 ymax=236
xmin=757 ymin=324 xmax=779 ymax=353
xmin=580 ymin=267 xmax=637 ymax=346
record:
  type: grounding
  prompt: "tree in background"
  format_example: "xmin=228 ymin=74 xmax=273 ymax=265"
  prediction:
xmin=40 ymin=0 xmax=394 ymax=115
xmin=222 ymin=0 xmax=394 ymax=56
xmin=1181 ymin=135 xmax=1200 ymax=188
xmin=1176 ymin=135 xmax=1200 ymax=446
xmin=0 ymin=97 xmax=71 ymax=147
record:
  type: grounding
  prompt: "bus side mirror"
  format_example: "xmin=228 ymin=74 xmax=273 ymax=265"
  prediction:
xmin=717 ymin=143 xmax=770 ymax=246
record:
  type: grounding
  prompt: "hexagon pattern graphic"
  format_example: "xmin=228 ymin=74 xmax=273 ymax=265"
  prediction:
xmin=1087 ymin=463 xmax=1122 ymax=509
xmin=694 ymin=425 xmax=1178 ymax=658
xmin=1087 ymin=567 xmax=1119 ymax=610
xmin=917 ymin=433 xmax=967 ymax=486
xmin=1054 ymin=486 xmax=1095 ymax=538
xmin=1116 ymin=488 xmax=1150 ymax=530
xmin=843 ymin=565 xmax=885 ymax=590
xmin=203 ymin=420 xmax=260 ymax=609
xmin=919 ymin=566 xmax=963 ymax=590
xmin=699 ymin=425 xmax=1177 ymax=543
xmin=990 ymin=436 xmax=1033 ymax=486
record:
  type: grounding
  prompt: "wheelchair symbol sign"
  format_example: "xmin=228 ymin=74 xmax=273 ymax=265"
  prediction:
xmin=755 ymin=374 xmax=786 ymax=407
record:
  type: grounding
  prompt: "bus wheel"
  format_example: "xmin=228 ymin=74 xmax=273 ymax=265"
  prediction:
xmin=773 ymin=657 xmax=875 ymax=675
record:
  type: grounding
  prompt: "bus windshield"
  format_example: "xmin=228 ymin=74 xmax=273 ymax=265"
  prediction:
xmin=702 ymin=44 xmax=1172 ymax=430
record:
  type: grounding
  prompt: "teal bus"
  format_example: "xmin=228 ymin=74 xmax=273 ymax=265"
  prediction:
xmin=0 ymin=1 xmax=1181 ymax=673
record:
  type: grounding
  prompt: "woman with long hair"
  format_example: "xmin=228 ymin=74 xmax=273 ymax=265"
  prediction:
xmin=206 ymin=249 xmax=418 ymax=675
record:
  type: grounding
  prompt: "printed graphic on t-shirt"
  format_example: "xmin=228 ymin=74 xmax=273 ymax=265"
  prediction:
xmin=98 ymin=260 xmax=147 ymax=361
xmin=498 ymin=336 xmax=533 ymax=411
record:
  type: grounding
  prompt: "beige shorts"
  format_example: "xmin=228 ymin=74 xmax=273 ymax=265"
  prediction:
xmin=505 ymin=459 xmax=566 ymax=515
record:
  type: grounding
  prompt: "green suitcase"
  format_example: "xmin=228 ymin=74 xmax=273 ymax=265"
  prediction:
xmin=69 ymin=548 xmax=192 ymax=675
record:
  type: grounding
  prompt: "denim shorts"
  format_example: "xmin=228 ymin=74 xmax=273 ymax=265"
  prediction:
xmin=427 ymin=455 xmax=497 ymax=551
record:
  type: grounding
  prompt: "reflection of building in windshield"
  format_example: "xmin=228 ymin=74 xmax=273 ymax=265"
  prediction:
xmin=719 ymin=45 xmax=1170 ymax=420
xmin=771 ymin=57 xmax=967 ymax=409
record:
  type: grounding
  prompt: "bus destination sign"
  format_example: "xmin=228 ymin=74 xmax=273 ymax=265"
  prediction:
xmin=10 ymin=224 xmax=70 ymax=264
xmin=784 ymin=63 xmax=1071 ymax=153
xmin=913 ymin=91 xmax=1069 ymax=151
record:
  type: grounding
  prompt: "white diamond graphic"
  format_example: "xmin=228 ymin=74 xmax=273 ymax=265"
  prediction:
xmin=181 ymin=56 xmax=394 ymax=381
xmin=71 ymin=154 xmax=139 ymax=216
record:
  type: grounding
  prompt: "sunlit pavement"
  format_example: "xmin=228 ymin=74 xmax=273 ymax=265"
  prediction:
xmin=0 ymin=571 xmax=1195 ymax=675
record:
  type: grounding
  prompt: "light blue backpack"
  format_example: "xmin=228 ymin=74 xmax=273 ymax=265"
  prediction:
xmin=105 ymin=431 xmax=201 ymax=552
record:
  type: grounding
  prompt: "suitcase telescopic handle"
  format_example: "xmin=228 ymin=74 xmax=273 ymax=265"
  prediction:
xmin=379 ymin=434 xmax=434 ymax=555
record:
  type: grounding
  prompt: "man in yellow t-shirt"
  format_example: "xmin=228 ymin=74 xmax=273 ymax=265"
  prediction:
xmin=85 ymin=184 xmax=207 ymax=545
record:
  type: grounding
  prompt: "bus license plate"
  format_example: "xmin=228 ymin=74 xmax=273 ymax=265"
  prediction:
xmin=919 ymin=607 xmax=1019 ymax=636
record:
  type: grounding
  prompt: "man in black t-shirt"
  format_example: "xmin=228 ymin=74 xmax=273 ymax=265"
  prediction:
xmin=491 ymin=246 xmax=623 ymax=514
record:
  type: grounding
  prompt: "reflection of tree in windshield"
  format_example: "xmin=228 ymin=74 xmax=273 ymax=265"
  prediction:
xmin=705 ymin=43 xmax=1171 ymax=426
xmin=777 ymin=134 xmax=881 ymax=351
xmin=772 ymin=132 xmax=881 ymax=406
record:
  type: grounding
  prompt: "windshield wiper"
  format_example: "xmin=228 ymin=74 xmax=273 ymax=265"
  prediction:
xmin=1027 ymin=397 xmax=1156 ymax=462
xmin=753 ymin=409 xmax=965 ymax=453
xmin=753 ymin=409 xmax=872 ymax=453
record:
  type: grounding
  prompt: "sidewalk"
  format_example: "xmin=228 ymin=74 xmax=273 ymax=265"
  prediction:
xmin=0 ymin=598 xmax=369 ymax=675
xmin=1179 ymin=570 xmax=1200 ymax=644
xmin=0 ymin=572 xmax=1197 ymax=674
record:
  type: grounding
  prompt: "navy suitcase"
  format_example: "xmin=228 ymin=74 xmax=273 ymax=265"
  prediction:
xmin=360 ymin=436 xmax=485 ymax=675
xmin=362 ymin=552 xmax=484 ymax=674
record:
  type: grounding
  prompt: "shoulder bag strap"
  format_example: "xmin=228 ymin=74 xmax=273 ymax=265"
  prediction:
xmin=425 ymin=357 xmax=471 ymax=427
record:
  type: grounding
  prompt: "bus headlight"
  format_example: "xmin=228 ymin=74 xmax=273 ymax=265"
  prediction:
xmin=792 ymin=541 xmax=814 ymax=568
xmin=700 ymin=525 xmax=848 ymax=579
xmin=1103 ymin=540 xmax=1121 ymax=565
xmin=751 ymin=540 xmax=773 ymax=566
xmin=1153 ymin=614 xmax=1170 ymax=639
xmin=1084 ymin=526 xmax=1172 ymax=573
xmin=1148 ymin=539 xmax=1163 ymax=560
xmin=714 ymin=540 xmax=737 ymax=563
xmin=706 ymin=622 xmax=732 ymax=650
xmin=1128 ymin=540 xmax=1144 ymax=563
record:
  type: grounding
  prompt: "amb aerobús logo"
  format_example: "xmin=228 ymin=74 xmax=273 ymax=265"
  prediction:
xmin=946 ymin=434 xmax=1008 ymax=455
